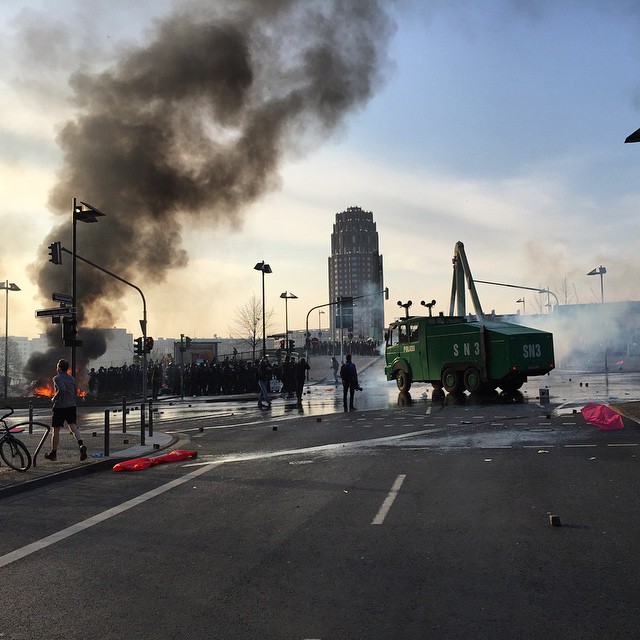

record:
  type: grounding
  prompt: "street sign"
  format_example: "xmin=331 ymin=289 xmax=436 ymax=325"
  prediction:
xmin=35 ymin=307 xmax=73 ymax=318
xmin=52 ymin=292 xmax=73 ymax=304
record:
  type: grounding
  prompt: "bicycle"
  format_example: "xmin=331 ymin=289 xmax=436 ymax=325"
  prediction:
xmin=0 ymin=406 xmax=32 ymax=472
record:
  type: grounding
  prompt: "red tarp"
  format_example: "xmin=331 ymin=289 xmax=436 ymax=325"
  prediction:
xmin=113 ymin=449 xmax=198 ymax=472
xmin=581 ymin=403 xmax=624 ymax=431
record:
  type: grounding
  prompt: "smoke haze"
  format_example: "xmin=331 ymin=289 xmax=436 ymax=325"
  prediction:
xmin=25 ymin=0 xmax=394 ymax=379
xmin=34 ymin=0 xmax=394 ymax=327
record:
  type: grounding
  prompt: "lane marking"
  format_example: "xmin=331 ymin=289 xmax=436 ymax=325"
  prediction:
xmin=607 ymin=443 xmax=639 ymax=447
xmin=371 ymin=474 xmax=406 ymax=525
xmin=1 ymin=429 xmax=440 ymax=569
xmin=0 ymin=463 xmax=218 ymax=570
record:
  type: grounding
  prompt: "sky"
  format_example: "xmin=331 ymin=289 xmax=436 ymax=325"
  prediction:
xmin=1 ymin=0 xmax=640 ymax=344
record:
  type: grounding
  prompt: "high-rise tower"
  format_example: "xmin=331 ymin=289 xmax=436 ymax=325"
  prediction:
xmin=328 ymin=205 xmax=384 ymax=342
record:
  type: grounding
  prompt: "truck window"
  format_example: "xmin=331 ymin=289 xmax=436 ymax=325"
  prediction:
xmin=387 ymin=326 xmax=397 ymax=346
xmin=410 ymin=323 xmax=419 ymax=342
xmin=399 ymin=325 xmax=408 ymax=343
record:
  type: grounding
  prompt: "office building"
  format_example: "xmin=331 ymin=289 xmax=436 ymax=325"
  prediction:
xmin=328 ymin=205 xmax=384 ymax=341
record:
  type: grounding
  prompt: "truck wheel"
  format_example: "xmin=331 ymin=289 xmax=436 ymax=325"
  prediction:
xmin=501 ymin=378 xmax=524 ymax=393
xmin=396 ymin=369 xmax=412 ymax=393
xmin=463 ymin=367 xmax=482 ymax=393
xmin=442 ymin=367 xmax=462 ymax=393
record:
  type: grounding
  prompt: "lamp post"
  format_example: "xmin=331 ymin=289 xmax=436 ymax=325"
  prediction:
xmin=71 ymin=198 xmax=105 ymax=380
xmin=254 ymin=261 xmax=272 ymax=358
xmin=516 ymin=297 xmax=525 ymax=315
xmin=2 ymin=281 xmax=20 ymax=398
xmin=587 ymin=265 xmax=606 ymax=303
xmin=280 ymin=291 xmax=298 ymax=354
xmin=318 ymin=309 xmax=325 ymax=334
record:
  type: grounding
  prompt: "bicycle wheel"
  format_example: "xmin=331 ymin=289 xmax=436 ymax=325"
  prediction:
xmin=0 ymin=436 xmax=32 ymax=472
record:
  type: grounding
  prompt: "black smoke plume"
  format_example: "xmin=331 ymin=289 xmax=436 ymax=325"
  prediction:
xmin=27 ymin=0 xmax=394 ymax=380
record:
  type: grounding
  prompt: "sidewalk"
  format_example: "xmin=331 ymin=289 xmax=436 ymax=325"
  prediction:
xmin=0 ymin=426 xmax=175 ymax=499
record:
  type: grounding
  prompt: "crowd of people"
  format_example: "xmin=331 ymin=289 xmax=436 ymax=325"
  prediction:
xmin=84 ymin=340 xmax=381 ymax=400
xmin=87 ymin=354 xmax=318 ymax=399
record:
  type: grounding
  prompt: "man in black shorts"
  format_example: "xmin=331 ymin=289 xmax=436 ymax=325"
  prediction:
xmin=44 ymin=359 xmax=87 ymax=461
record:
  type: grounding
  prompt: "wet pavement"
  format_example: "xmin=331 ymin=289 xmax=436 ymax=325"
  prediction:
xmin=2 ymin=356 xmax=640 ymax=498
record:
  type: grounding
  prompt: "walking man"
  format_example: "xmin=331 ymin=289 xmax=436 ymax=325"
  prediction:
xmin=340 ymin=353 xmax=359 ymax=412
xmin=257 ymin=357 xmax=272 ymax=409
xmin=295 ymin=357 xmax=310 ymax=404
xmin=44 ymin=358 xmax=87 ymax=461
xmin=331 ymin=356 xmax=339 ymax=385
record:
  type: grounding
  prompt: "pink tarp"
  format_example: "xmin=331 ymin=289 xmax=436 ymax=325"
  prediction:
xmin=581 ymin=403 xmax=624 ymax=431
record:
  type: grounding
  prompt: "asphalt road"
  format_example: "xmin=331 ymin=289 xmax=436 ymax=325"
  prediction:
xmin=2 ymin=384 xmax=640 ymax=639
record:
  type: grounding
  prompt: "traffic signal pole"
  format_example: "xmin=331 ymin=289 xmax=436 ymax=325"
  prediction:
xmin=304 ymin=288 xmax=389 ymax=378
xmin=60 ymin=246 xmax=149 ymax=405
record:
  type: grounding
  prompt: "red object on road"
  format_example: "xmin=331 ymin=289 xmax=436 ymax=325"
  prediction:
xmin=112 ymin=449 xmax=197 ymax=472
xmin=581 ymin=403 xmax=624 ymax=430
xmin=152 ymin=449 xmax=198 ymax=463
xmin=113 ymin=457 xmax=153 ymax=472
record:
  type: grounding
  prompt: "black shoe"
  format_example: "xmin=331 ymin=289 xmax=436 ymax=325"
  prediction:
xmin=79 ymin=445 xmax=87 ymax=461
xmin=350 ymin=406 xmax=356 ymax=411
xmin=258 ymin=403 xmax=264 ymax=408
xmin=44 ymin=451 xmax=57 ymax=461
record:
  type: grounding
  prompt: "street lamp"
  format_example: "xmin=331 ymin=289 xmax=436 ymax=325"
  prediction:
xmin=2 ymin=281 xmax=20 ymax=398
xmin=516 ymin=297 xmax=525 ymax=315
xmin=587 ymin=265 xmax=607 ymax=303
xmin=625 ymin=127 xmax=640 ymax=143
xmin=254 ymin=261 xmax=272 ymax=358
xmin=72 ymin=198 xmax=105 ymax=379
xmin=280 ymin=291 xmax=298 ymax=354
xmin=318 ymin=309 xmax=325 ymax=333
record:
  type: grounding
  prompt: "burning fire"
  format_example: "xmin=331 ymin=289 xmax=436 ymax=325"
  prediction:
xmin=31 ymin=384 xmax=87 ymax=398
xmin=33 ymin=385 xmax=54 ymax=398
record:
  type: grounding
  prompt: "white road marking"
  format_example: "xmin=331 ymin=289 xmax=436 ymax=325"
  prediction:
xmin=0 ymin=463 xmax=219 ymax=570
xmin=1 ymin=429 xmax=439 ymax=569
xmin=371 ymin=474 xmax=406 ymax=525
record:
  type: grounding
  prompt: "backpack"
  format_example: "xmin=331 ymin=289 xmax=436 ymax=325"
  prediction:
xmin=340 ymin=362 xmax=353 ymax=382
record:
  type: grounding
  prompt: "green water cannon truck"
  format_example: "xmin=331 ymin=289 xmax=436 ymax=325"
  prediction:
xmin=384 ymin=242 xmax=555 ymax=394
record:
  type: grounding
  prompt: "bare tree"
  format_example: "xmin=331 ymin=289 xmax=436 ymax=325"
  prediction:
xmin=229 ymin=294 xmax=275 ymax=360
xmin=558 ymin=276 xmax=577 ymax=305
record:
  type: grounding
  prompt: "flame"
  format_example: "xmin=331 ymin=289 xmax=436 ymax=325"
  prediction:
xmin=33 ymin=385 xmax=54 ymax=398
xmin=31 ymin=381 xmax=87 ymax=398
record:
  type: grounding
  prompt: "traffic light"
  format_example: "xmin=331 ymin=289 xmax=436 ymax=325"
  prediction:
xmin=145 ymin=336 xmax=154 ymax=353
xmin=134 ymin=337 xmax=144 ymax=355
xmin=48 ymin=241 xmax=62 ymax=265
xmin=384 ymin=287 xmax=389 ymax=300
xmin=62 ymin=317 xmax=81 ymax=347
xmin=288 ymin=339 xmax=294 ymax=351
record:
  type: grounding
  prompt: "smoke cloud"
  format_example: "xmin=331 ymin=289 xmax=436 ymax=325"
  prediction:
xmin=27 ymin=0 xmax=394 ymax=378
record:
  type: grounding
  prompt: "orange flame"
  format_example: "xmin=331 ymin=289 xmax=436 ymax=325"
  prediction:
xmin=33 ymin=385 xmax=54 ymax=398
xmin=32 ymin=383 xmax=87 ymax=398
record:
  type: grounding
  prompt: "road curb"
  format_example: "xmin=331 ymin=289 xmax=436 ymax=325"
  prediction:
xmin=0 ymin=434 xmax=179 ymax=500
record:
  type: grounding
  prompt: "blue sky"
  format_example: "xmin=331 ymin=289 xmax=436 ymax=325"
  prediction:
xmin=1 ymin=0 xmax=639 ymax=341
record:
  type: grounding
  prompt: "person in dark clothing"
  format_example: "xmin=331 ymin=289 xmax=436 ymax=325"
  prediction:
xmin=257 ymin=357 xmax=272 ymax=408
xmin=340 ymin=353 xmax=360 ymax=412
xmin=295 ymin=358 xmax=310 ymax=404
